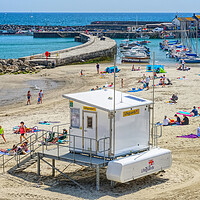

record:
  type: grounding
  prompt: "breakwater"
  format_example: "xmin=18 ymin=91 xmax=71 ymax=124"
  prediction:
xmin=22 ymin=33 xmax=117 ymax=66
xmin=34 ymin=30 xmax=181 ymax=39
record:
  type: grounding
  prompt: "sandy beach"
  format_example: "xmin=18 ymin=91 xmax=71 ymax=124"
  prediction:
xmin=1 ymin=62 xmax=200 ymax=200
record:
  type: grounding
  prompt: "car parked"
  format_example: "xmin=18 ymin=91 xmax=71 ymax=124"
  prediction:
xmin=152 ymin=27 xmax=164 ymax=32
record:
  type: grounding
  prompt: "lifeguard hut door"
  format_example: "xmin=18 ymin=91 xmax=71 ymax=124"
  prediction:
xmin=82 ymin=111 xmax=97 ymax=153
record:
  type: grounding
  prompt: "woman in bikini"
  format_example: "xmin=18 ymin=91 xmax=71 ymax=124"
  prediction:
xmin=27 ymin=91 xmax=31 ymax=105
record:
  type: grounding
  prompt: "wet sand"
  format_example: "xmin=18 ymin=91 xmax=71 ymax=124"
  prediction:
xmin=1 ymin=62 xmax=200 ymax=200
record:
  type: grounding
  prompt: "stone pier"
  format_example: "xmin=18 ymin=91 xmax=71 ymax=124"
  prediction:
xmin=22 ymin=33 xmax=117 ymax=66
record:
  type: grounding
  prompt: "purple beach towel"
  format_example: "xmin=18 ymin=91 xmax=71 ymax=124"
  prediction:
xmin=177 ymin=134 xmax=199 ymax=138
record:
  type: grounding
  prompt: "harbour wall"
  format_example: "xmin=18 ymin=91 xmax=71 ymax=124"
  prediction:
xmin=22 ymin=33 xmax=117 ymax=66
xmin=33 ymin=31 xmax=182 ymax=39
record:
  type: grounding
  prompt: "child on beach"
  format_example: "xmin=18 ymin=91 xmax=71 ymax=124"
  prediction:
xmin=27 ymin=90 xmax=31 ymax=105
xmin=0 ymin=126 xmax=6 ymax=143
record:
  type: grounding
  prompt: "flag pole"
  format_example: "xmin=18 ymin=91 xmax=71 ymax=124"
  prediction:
xmin=152 ymin=52 xmax=155 ymax=146
xmin=113 ymin=55 xmax=116 ymax=157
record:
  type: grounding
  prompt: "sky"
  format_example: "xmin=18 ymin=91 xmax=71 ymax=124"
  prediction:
xmin=0 ymin=0 xmax=200 ymax=13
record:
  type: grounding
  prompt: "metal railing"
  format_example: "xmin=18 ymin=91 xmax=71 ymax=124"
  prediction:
xmin=0 ymin=128 xmax=111 ymax=173
xmin=39 ymin=132 xmax=111 ymax=166
xmin=51 ymin=123 xmax=70 ymax=134
xmin=152 ymin=124 xmax=163 ymax=148
xmin=0 ymin=130 xmax=49 ymax=173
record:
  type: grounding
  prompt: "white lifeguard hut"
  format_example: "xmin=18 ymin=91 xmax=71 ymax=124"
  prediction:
xmin=63 ymin=89 xmax=172 ymax=185
xmin=63 ymin=89 xmax=152 ymax=157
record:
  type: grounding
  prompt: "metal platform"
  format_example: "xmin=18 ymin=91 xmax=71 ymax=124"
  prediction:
xmin=39 ymin=146 xmax=110 ymax=168
xmin=37 ymin=144 xmax=110 ymax=190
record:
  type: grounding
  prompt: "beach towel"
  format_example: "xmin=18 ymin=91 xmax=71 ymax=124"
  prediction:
xmin=177 ymin=134 xmax=199 ymax=138
xmin=39 ymin=121 xmax=60 ymax=124
xmin=176 ymin=110 xmax=200 ymax=117
xmin=0 ymin=151 xmax=10 ymax=156
xmin=128 ymin=88 xmax=143 ymax=92
xmin=177 ymin=111 xmax=192 ymax=117
xmin=155 ymin=122 xmax=180 ymax=126
xmin=166 ymin=101 xmax=175 ymax=105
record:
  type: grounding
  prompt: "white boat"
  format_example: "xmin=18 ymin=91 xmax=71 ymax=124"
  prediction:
xmin=122 ymin=51 xmax=150 ymax=63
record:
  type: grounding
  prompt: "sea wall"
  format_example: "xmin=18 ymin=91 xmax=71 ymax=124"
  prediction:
xmin=33 ymin=30 xmax=181 ymax=39
xmin=23 ymin=33 xmax=117 ymax=66
xmin=0 ymin=34 xmax=116 ymax=74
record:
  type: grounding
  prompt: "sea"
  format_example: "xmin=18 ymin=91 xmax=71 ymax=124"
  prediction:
xmin=0 ymin=12 xmax=200 ymax=63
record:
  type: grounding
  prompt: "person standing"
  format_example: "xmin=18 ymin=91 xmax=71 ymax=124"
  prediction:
xmin=182 ymin=59 xmax=185 ymax=70
xmin=27 ymin=91 xmax=31 ymax=105
xmin=96 ymin=63 xmax=100 ymax=74
xmin=197 ymin=125 xmax=200 ymax=137
xmin=18 ymin=122 xmax=28 ymax=143
xmin=146 ymin=76 xmax=151 ymax=90
xmin=0 ymin=125 xmax=6 ymax=143
xmin=39 ymin=90 xmax=44 ymax=104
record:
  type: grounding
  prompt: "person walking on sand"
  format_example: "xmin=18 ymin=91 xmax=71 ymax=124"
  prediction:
xmin=182 ymin=59 xmax=185 ymax=70
xmin=27 ymin=90 xmax=31 ymax=105
xmin=0 ymin=126 xmax=6 ymax=143
xmin=96 ymin=63 xmax=100 ymax=74
xmin=146 ymin=76 xmax=151 ymax=90
xmin=18 ymin=122 xmax=28 ymax=143
xmin=38 ymin=90 xmax=44 ymax=104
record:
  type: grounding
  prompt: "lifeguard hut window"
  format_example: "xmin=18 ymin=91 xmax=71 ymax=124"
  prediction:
xmin=87 ymin=117 xmax=93 ymax=128
xmin=71 ymin=108 xmax=80 ymax=128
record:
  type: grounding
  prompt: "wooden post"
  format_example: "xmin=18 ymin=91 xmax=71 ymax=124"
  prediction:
xmin=52 ymin=159 xmax=55 ymax=177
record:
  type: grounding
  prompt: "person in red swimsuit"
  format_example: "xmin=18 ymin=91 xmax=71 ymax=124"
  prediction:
xmin=18 ymin=122 xmax=28 ymax=143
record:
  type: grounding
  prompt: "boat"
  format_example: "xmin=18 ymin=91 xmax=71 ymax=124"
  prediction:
xmin=136 ymin=33 xmax=150 ymax=40
xmin=122 ymin=56 xmax=150 ymax=63
xmin=122 ymin=51 xmax=150 ymax=63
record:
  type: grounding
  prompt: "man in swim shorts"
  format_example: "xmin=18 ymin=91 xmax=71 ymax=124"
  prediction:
xmin=38 ymin=90 xmax=44 ymax=104
xmin=0 ymin=126 xmax=6 ymax=143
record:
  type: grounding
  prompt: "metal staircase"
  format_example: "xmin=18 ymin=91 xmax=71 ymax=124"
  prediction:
xmin=0 ymin=123 xmax=70 ymax=174
xmin=0 ymin=130 xmax=48 ymax=174
xmin=9 ymin=153 xmax=38 ymax=173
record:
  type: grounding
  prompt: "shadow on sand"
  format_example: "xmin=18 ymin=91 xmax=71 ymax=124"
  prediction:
xmin=11 ymin=165 xmax=168 ymax=199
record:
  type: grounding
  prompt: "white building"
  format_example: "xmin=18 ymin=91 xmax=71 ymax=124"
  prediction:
xmin=63 ymin=89 xmax=152 ymax=158
xmin=63 ymin=89 xmax=172 ymax=184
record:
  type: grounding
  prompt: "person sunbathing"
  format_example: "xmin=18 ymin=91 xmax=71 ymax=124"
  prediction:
xmin=190 ymin=106 xmax=198 ymax=116
xmin=171 ymin=94 xmax=178 ymax=103
xmin=21 ymin=142 xmax=28 ymax=152
xmin=166 ymin=78 xmax=172 ymax=85
xmin=177 ymin=65 xmax=182 ymax=70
